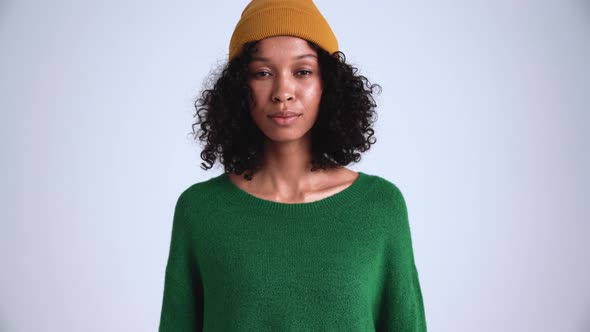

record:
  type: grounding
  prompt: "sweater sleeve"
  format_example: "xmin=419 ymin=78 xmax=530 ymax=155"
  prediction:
xmin=158 ymin=192 xmax=204 ymax=332
xmin=376 ymin=184 xmax=427 ymax=332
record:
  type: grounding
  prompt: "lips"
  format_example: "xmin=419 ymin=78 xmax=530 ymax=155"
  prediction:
xmin=268 ymin=112 xmax=301 ymax=125
xmin=268 ymin=111 xmax=301 ymax=118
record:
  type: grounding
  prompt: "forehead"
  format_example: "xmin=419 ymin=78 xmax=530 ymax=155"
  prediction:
xmin=250 ymin=36 xmax=317 ymax=60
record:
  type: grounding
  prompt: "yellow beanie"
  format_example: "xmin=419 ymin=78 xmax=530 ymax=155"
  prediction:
xmin=228 ymin=0 xmax=339 ymax=61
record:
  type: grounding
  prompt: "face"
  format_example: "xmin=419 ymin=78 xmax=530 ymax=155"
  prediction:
xmin=246 ymin=36 xmax=322 ymax=144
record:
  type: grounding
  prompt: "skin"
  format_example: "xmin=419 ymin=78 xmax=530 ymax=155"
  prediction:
xmin=228 ymin=36 xmax=358 ymax=203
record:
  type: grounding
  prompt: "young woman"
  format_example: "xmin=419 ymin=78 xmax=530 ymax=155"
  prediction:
xmin=159 ymin=1 xmax=427 ymax=331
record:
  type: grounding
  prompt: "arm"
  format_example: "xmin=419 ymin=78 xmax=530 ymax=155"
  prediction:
xmin=376 ymin=185 xmax=427 ymax=332
xmin=158 ymin=193 xmax=204 ymax=331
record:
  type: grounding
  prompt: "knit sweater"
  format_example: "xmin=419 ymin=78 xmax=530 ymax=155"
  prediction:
xmin=158 ymin=171 xmax=427 ymax=331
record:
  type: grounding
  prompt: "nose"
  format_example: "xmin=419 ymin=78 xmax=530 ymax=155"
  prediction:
xmin=272 ymin=74 xmax=294 ymax=103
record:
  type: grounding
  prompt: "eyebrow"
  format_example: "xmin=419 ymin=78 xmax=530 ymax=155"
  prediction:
xmin=250 ymin=54 xmax=317 ymax=62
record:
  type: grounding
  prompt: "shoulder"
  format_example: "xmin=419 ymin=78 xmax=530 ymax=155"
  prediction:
xmin=363 ymin=172 xmax=408 ymax=206
xmin=174 ymin=172 xmax=227 ymax=209
xmin=357 ymin=172 xmax=411 ymax=229
xmin=361 ymin=173 xmax=414 ymax=238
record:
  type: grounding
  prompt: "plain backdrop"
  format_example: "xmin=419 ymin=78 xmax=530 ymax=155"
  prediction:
xmin=1 ymin=0 xmax=589 ymax=331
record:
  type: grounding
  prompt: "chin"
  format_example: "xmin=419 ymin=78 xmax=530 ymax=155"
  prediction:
xmin=262 ymin=131 xmax=311 ymax=144
xmin=265 ymin=135 xmax=304 ymax=144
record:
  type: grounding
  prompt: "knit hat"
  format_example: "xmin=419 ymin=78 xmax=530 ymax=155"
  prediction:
xmin=228 ymin=0 xmax=339 ymax=61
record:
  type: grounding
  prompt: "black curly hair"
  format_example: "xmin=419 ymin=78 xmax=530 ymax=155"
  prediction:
xmin=191 ymin=40 xmax=381 ymax=181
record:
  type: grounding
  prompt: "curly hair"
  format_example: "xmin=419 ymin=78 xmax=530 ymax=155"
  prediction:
xmin=192 ymin=40 xmax=381 ymax=181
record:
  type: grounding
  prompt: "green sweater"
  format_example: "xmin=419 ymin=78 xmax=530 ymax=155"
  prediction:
xmin=158 ymin=171 xmax=427 ymax=331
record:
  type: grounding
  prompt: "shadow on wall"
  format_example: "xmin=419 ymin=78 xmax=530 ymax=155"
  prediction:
xmin=0 ymin=1 xmax=17 ymax=26
xmin=0 ymin=2 xmax=6 ymax=21
xmin=582 ymin=0 xmax=590 ymax=20
xmin=0 ymin=316 xmax=8 ymax=332
xmin=579 ymin=310 xmax=590 ymax=332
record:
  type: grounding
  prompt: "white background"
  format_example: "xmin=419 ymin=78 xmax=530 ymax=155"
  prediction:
xmin=1 ymin=0 xmax=589 ymax=331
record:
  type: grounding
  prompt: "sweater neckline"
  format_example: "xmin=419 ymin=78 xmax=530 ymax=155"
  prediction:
xmin=215 ymin=171 xmax=372 ymax=216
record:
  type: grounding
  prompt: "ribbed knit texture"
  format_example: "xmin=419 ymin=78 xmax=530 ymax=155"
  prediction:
xmin=228 ymin=0 xmax=339 ymax=60
xmin=158 ymin=171 xmax=427 ymax=331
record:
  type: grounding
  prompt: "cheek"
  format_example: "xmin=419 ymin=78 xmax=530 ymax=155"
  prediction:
xmin=248 ymin=84 xmax=267 ymax=109
xmin=305 ymin=83 xmax=323 ymax=106
xmin=311 ymin=80 xmax=323 ymax=96
xmin=246 ymin=87 xmax=259 ymax=111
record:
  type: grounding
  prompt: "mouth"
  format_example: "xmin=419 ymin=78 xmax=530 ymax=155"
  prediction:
xmin=268 ymin=114 xmax=302 ymax=126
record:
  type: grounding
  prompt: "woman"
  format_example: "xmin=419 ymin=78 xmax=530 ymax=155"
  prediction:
xmin=159 ymin=0 xmax=427 ymax=331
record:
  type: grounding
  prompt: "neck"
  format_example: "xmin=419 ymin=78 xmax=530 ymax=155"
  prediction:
xmin=248 ymin=135 xmax=335 ymax=199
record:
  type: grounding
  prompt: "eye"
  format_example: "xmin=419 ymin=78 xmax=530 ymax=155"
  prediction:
xmin=297 ymin=70 xmax=312 ymax=76
xmin=251 ymin=71 xmax=271 ymax=78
